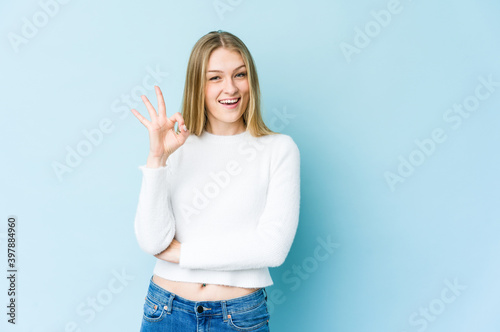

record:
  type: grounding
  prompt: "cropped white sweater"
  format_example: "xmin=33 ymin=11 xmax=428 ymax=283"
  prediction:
xmin=133 ymin=128 xmax=300 ymax=288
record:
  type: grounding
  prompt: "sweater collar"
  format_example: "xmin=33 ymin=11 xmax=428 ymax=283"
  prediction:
xmin=200 ymin=128 xmax=250 ymax=143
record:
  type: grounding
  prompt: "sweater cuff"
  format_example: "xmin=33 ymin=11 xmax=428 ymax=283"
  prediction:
xmin=138 ymin=164 xmax=168 ymax=178
xmin=138 ymin=164 xmax=168 ymax=171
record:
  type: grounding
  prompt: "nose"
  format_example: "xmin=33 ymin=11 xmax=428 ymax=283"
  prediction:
xmin=223 ymin=77 xmax=238 ymax=95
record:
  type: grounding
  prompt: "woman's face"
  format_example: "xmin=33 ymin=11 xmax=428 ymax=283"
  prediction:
xmin=204 ymin=47 xmax=249 ymax=132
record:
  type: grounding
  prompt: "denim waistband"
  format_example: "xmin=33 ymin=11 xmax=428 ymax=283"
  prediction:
xmin=146 ymin=275 xmax=268 ymax=316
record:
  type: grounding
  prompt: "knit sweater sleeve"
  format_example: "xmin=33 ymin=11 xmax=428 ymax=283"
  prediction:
xmin=178 ymin=135 xmax=301 ymax=271
xmin=133 ymin=162 xmax=176 ymax=256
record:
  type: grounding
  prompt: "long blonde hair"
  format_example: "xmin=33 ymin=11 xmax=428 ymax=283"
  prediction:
xmin=179 ymin=30 xmax=276 ymax=137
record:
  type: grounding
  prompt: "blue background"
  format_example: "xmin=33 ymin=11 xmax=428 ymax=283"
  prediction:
xmin=1 ymin=0 xmax=499 ymax=331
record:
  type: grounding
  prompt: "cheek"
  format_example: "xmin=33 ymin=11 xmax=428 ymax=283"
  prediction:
xmin=240 ymin=82 xmax=250 ymax=96
xmin=205 ymin=87 xmax=216 ymax=103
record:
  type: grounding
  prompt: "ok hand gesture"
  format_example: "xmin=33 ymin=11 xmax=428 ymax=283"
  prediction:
xmin=131 ymin=86 xmax=189 ymax=166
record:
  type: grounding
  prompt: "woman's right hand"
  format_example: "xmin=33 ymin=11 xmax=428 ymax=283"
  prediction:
xmin=131 ymin=86 xmax=189 ymax=165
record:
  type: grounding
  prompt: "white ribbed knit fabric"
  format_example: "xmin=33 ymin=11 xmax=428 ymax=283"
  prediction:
xmin=133 ymin=128 xmax=300 ymax=288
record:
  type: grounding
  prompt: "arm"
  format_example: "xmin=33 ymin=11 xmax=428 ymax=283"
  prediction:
xmin=178 ymin=136 xmax=301 ymax=271
xmin=134 ymin=161 xmax=176 ymax=256
xmin=130 ymin=85 xmax=189 ymax=256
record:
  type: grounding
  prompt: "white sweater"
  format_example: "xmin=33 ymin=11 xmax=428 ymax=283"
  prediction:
xmin=134 ymin=128 xmax=300 ymax=288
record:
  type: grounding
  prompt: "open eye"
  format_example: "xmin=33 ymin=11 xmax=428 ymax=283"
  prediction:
xmin=236 ymin=72 xmax=247 ymax=78
xmin=209 ymin=76 xmax=220 ymax=81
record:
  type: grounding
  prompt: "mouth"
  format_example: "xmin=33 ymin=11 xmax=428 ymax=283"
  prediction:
xmin=218 ymin=97 xmax=241 ymax=109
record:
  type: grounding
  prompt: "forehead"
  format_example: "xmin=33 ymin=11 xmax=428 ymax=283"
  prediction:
xmin=207 ymin=48 xmax=245 ymax=71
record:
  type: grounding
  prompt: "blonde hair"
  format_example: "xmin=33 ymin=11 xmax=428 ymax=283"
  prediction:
xmin=179 ymin=30 xmax=276 ymax=137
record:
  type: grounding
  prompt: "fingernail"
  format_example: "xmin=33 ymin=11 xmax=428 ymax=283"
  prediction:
xmin=182 ymin=125 xmax=187 ymax=132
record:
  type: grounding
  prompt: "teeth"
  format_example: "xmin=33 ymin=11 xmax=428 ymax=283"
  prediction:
xmin=219 ymin=98 xmax=239 ymax=104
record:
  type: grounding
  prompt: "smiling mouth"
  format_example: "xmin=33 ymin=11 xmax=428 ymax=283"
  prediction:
xmin=219 ymin=98 xmax=241 ymax=105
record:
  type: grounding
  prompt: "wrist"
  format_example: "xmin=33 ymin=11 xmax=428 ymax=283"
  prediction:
xmin=146 ymin=154 xmax=168 ymax=168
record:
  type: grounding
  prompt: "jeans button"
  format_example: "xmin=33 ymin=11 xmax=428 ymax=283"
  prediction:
xmin=197 ymin=305 xmax=203 ymax=313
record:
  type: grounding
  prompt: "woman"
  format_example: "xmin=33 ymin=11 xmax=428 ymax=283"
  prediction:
xmin=131 ymin=30 xmax=300 ymax=331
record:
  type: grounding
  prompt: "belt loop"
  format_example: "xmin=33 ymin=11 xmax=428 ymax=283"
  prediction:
xmin=263 ymin=287 xmax=267 ymax=301
xmin=166 ymin=293 xmax=175 ymax=314
xmin=221 ymin=300 xmax=228 ymax=322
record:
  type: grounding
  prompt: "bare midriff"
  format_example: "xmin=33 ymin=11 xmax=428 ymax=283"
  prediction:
xmin=152 ymin=274 xmax=261 ymax=301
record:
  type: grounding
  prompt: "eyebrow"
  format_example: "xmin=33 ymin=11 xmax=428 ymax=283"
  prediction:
xmin=207 ymin=64 xmax=246 ymax=73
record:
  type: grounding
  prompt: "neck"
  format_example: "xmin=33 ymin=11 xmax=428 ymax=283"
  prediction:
xmin=205 ymin=121 xmax=246 ymax=136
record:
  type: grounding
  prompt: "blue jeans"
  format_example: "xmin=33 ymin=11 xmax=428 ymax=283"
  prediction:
xmin=140 ymin=275 xmax=271 ymax=331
